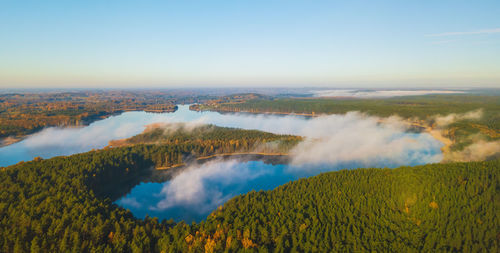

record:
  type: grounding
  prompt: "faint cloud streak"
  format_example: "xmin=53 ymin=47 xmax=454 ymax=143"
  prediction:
xmin=427 ymin=28 xmax=500 ymax=37
xmin=431 ymin=39 xmax=458 ymax=45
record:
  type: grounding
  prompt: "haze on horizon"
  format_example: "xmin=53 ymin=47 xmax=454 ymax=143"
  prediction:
xmin=1 ymin=0 xmax=499 ymax=88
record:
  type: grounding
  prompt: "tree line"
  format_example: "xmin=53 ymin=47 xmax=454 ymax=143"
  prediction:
xmin=0 ymin=127 xmax=498 ymax=252
xmin=195 ymin=95 xmax=500 ymax=153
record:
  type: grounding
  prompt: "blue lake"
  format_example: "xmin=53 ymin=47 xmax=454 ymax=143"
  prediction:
xmin=0 ymin=105 xmax=444 ymax=222
xmin=115 ymin=155 xmax=439 ymax=223
xmin=0 ymin=105 xmax=443 ymax=167
xmin=116 ymin=160 xmax=298 ymax=223
xmin=0 ymin=105 xmax=317 ymax=167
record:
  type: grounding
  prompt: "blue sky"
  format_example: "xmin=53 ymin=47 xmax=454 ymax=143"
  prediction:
xmin=0 ymin=0 xmax=499 ymax=88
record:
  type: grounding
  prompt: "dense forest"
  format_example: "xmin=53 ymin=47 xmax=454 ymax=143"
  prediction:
xmin=193 ymin=94 xmax=500 ymax=152
xmin=1 ymin=92 xmax=499 ymax=252
xmin=108 ymin=124 xmax=301 ymax=167
xmin=194 ymin=94 xmax=499 ymax=120
xmin=195 ymin=160 xmax=499 ymax=252
xmin=110 ymin=123 xmax=300 ymax=145
xmin=1 ymin=136 xmax=498 ymax=252
xmin=0 ymin=126 xmax=300 ymax=252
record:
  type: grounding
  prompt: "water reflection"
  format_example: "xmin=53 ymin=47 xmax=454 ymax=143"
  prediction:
xmin=117 ymin=154 xmax=433 ymax=223
xmin=0 ymin=105 xmax=442 ymax=167
xmin=0 ymin=105 xmax=445 ymax=222
xmin=116 ymin=160 xmax=296 ymax=222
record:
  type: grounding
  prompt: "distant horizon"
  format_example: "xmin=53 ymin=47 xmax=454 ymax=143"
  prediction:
xmin=0 ymin=86 xmax=498 ymax=90
xmin=1 ymin=86 xmax=499 ymax=95
xmin=1 ymin=80 xmax=499 ymax=89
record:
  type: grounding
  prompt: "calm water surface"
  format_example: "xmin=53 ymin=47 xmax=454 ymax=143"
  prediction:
xmin=116 ymin=157 xmax=418 ymax=223
xmin=117 ymin=160 xmax=297 ymax=222
xmin=0 ymin=105 xmax=442 ymax=167
xmin=0 ymin=105 xmax=444 ymax=222
xmin=0 ymin=105 xmax=310 ymax=167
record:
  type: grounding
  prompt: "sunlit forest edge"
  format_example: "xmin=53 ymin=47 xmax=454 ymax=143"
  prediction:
xmin=0 ymin=127 xmax=498 ymax=252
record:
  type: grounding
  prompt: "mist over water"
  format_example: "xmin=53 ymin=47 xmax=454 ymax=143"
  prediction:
xmin=0 ymin=105 xmax=444 ymax=222
xmin=289 ymin=112 xmax=442 ymax=169
xmin=118 ymin=157 xmax=423 ymax=223
xmin=311 ymin=89 xmax=465 ymax=98
xmin=0 ymin=105 xmax=443 ymax=167
xmin=118 ymin=160 xmax=296 ymax=222
xmin=118 ymin=137 xmax=441 ymax=223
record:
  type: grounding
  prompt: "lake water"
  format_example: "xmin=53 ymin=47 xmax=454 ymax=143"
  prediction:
xmin=1 ymin=104 xmax=317 ymax=167
xmin=116 ymin=157 xmax=418 ymax=223
xmin=0 ymin=105 xmax=442 ymax=167
xmin=117 ymin=160 xmax=298 ymax=222
xmin=0 ymin=105 xmax=444 ymax=222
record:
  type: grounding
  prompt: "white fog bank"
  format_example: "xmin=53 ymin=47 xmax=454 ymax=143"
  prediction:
xmin=311 ymin=89 xmax=465 ymax=98
xmin=0 ymin=105 xmax=443 ymax=167
xmin=289 ymin=112 xmax=442 ymax=168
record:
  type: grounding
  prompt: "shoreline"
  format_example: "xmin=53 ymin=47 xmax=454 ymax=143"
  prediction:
xmin=404 ymin=121 xmax=453 ymax=161
xmin=0 ymin=108 xmax=178 ymax=148
xmin=156 ymin=152 xmax=290 ymax=170
xmin=0 ymin=114 xmax=119 ymax=148
xmin=190 ymin=106 xmax=316 ymax=117
xmin=193 ymin=107 xmax=455 ymax=162
xmin=0 ymin=136 xmax=24 ymax=147
xmin=2 ymin=105 xmax=455 ymax=165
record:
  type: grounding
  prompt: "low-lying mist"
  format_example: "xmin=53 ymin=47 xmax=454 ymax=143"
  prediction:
xmin=288 ymin=112 xmax=442 ymax=169
xmin=0 ymin=105 xmax=445 ymax=167
xmin=2 ymin=105 xmax=495 ymax=168
xmin=311 ymin=89 xmax=465 ymax=98
xmin=432 ymin=109 xmax=483 ymax=127
xmin=104 ymin=106 xmax=498 ymax=222
xmin=430 ymin=109 xmax=500 ymax=162
xmin=152 ymin=159 xmax=271 ymax=213
xmin=116 ymin=159 xmax=293 ymax=222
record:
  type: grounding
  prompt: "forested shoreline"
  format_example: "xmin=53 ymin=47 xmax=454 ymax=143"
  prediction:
xmin=0 ymin=91 xmax=269 ymax=143
xmin=193 ymin=94 xmax=499 ymax=119
xmin=107 ymin=124 xmax=300 ymax=168
xmin=2 ymin=0 xmax=499 ymax=251
xmin=0 ymin=90 xmax=225 ymax=143
xmin=1 ymin=132 xmax=498 ymax=252
xmin=193 ymin=95 xmax=500 ymax=155
xmin=1 ymin=100 xmax=499 ymax=252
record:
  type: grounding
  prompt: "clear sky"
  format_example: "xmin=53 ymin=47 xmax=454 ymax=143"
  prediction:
xmin=1 ymin=0 xmax=499 ymax=88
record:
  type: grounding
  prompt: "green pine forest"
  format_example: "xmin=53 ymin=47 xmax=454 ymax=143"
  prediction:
xmin=108 ymin=124 xmax=301 ymax=167
xmin=0 ymin=125 xmax=498 ymax=252
xmin=194 ymin=95 xmax=500 ymax=152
